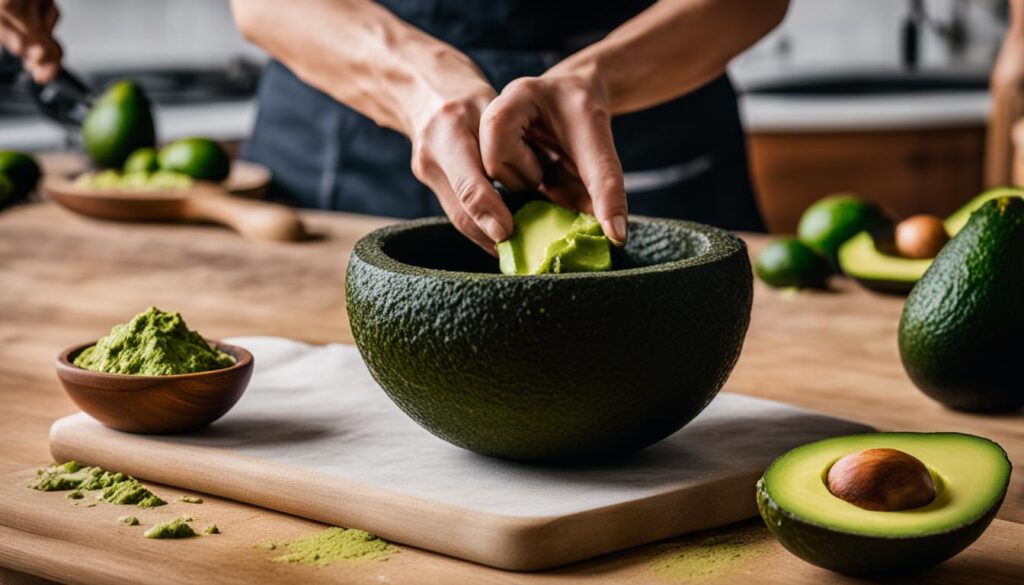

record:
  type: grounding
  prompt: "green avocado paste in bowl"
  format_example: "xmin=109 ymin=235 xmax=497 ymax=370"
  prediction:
xmin=74 ymin=307 xmax=234 ymax=376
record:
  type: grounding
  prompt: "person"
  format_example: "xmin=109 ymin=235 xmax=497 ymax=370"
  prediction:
xmin=4 ymin=0 xmax=791 ymax=250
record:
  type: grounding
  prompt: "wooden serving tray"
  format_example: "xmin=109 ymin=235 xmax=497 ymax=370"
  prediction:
xmin=47 ymin=337 xmax=871 ymax=571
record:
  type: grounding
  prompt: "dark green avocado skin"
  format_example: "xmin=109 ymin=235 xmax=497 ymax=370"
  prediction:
xmin=83 ymin=81 xmax=156 ymax=169
xmin=346 ymin=217 xmax=753 ymax=461
xmin=756 ymin=479 xmax=1003 ymax=575
xmin=899 ymin=197 xmax=1024 ymax=412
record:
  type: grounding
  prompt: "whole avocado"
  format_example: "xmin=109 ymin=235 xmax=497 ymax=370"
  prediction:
xmin=798 ymin=195 xmax=888 ymax=258
xmin=82 ymin=81 xmax=156 ymax=168
xmin=0 ymin=150 xmax=42 ymax=203
xmin=898 ymin=197 xmax=1024 ymax=412
xmin=158 ymin=138 xmax=230 ymax=182
xmin=754 ymin=238 xmax=831 ymax=289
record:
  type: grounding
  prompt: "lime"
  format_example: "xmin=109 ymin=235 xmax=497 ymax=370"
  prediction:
xmin=798 ymin=195 xmax=888 ymax=257
xmin=0 ymin=150 xmax=42 ymax=202
xmin=123 ymin=147 xmax=159 ymax=174
xmin=158 ymin=138 xmax=230 ymax=182
xmin=0 ymin=175 xmax=13 ymax=208
xmin=755 ymin=238 xmax=831 ymax=289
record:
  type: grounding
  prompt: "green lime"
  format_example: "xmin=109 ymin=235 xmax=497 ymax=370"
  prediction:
xmin=0 ymin=175 xmax=13 ymax=208
xmin=0 ymin=150 xmax=41 ymax=202
xmin=123 ymin=147 xmax=159 ymax=174
xmin=83 ymin=81 xmax=156 ymax=168
xmin=755 ymin=238 xmax=831 ymax=289
xmin=158 ymin=138 xmax=230 ymax=182
xmin=798 ymin=195 xmax=888 ymax=257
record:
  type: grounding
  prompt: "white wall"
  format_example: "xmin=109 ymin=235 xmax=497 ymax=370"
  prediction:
xmin=55 ymin=0 xmax=264 ymax=70
xmin=53 ymin=0 xmax=1008 ymax=74
xmin=734 ymin=0 xmax=1007 ymax=78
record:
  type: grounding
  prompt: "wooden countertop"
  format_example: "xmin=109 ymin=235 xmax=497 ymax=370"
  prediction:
xmin=0 ymin=202 xmax=1021 ymax=585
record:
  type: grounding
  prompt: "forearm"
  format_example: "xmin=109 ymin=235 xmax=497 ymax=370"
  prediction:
xmin=548 ymin=0 xmax=789 ymax=114
xmin=230 ymin=0 xmax=492 ymax=136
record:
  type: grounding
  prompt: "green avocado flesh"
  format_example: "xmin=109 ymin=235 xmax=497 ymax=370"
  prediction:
xmin=757 ymin=432 xmax=1010 ymax=575
xmin=899 ymin=197 xmax=1024 ymax=412
xmin=497 ymin=201 xmax=610 ymax=275
xmin=838 ymin=187 xmax=1023 ymax=293
xmin=75 ymin=169 xmax=193 ymax=191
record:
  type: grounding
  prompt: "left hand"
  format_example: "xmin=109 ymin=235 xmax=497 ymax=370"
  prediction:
xmin=478 ymin=72 xmax=629 ymax=244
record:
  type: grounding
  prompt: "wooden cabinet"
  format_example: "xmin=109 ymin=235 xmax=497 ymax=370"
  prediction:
xmin=748 ymin=126 xmax=985 ymax=233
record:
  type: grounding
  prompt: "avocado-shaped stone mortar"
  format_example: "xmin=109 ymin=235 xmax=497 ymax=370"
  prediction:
xmin=346 ymin=216 xmax=753 ymax=461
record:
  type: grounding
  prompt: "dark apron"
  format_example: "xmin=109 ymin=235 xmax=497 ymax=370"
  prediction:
xmin=244 ymin=0 xmax=764 ymax=232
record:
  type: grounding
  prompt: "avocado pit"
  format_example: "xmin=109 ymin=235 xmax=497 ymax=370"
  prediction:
xmin=826 ymin=448 xmax=935 ymax=511
xmin=894 ymin=215 xmax=949 ymax=260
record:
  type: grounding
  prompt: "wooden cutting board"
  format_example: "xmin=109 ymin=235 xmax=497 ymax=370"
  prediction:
xmin=47 ymin=337 xmax=872 ymax=571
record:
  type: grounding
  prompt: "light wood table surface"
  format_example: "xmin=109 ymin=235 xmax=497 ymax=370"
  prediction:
xmin=0 ymin=201 xmax=1021 ymax=585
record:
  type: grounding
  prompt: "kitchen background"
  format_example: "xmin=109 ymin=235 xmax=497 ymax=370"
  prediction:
xmin=0 ymin=0 xmax=1012 ymax=232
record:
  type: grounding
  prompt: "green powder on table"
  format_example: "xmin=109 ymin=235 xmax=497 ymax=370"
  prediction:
xmin=203 ymin=524 xmax=220 ymax=535
xmin=100 ymin=478 xmax=167 ymax=508
xmin=73 ymin=307 xmax=234 ymax=376
xmin=179 ymin=496 xmax=203 ymax=504
xmin=144 ymin=516 xmax=196 ymax=539
xmin=119 ymin=515 xmax=140 ymax=526
xmin=261 ymin=527 xmax=394 ymax=566
xmin=29 ymin=461 xmax=166 ymax=508
xmin=648 ymin=530 xmax=770 ymax=581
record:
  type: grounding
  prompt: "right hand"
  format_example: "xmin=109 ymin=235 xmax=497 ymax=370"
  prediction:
xmin=0 ymin=0 xmax=62 ymax=84
xmin=409 ymin=87 xmax=514 ymax=254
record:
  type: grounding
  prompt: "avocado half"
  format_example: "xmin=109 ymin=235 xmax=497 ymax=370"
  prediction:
xmin=837 ymin=187 xmax=1024 ymax=294
xmin=346 ymin=216 xmax=752 ymax=461
xmin=757 ymin=432 xmax=1011 ymax=575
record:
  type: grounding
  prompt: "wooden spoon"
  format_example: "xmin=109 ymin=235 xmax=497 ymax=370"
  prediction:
xmin=42 ymin=169 xmax=306 ymax=242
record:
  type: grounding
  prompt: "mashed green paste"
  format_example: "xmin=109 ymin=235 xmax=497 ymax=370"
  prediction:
xmin=75 ymin=169 xmax=193 ymax=191
xmin=144 ymin=516 xmax=196 ymax=539
xmin=74 ymin=307 xmax=234 ymax=375
xmin=29 ymin=461 xmax=166 ymax=508
xmin=261 ymin=527 xmax=394 ymax=566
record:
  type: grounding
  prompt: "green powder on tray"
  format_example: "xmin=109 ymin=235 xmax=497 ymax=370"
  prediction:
xmin=119 ymin=515 xmax=140 ymax=526
xmin=73 ymin=306 xmax=234 ymax=376
xmin=260 ymin=527 xmax=394 ymax=566
xmin=648 ymin=529 xmax=770 ymax=581
xmin=29 ymin=461 xmax=166 ymax=508
xmin=179 ymin=496 xmax=203 ymax=504
xmin=144 ymin=516 xmax=196 ymax=539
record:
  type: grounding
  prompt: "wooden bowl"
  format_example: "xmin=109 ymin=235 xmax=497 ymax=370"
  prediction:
xmin=55 ymin=340 xmax=253 ymax=434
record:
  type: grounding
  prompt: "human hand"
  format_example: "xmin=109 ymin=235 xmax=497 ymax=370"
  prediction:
xmin=409 ymin=85 xmax=518 ymax=254
xmin=478 ymin=72 xmax=628 ymax=244
xmin=0 ymin=0 xmax=62 ymax=84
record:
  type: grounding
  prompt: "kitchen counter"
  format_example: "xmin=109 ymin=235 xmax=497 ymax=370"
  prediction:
xmin=0 ymin=201 xmax=1022 ymax=584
